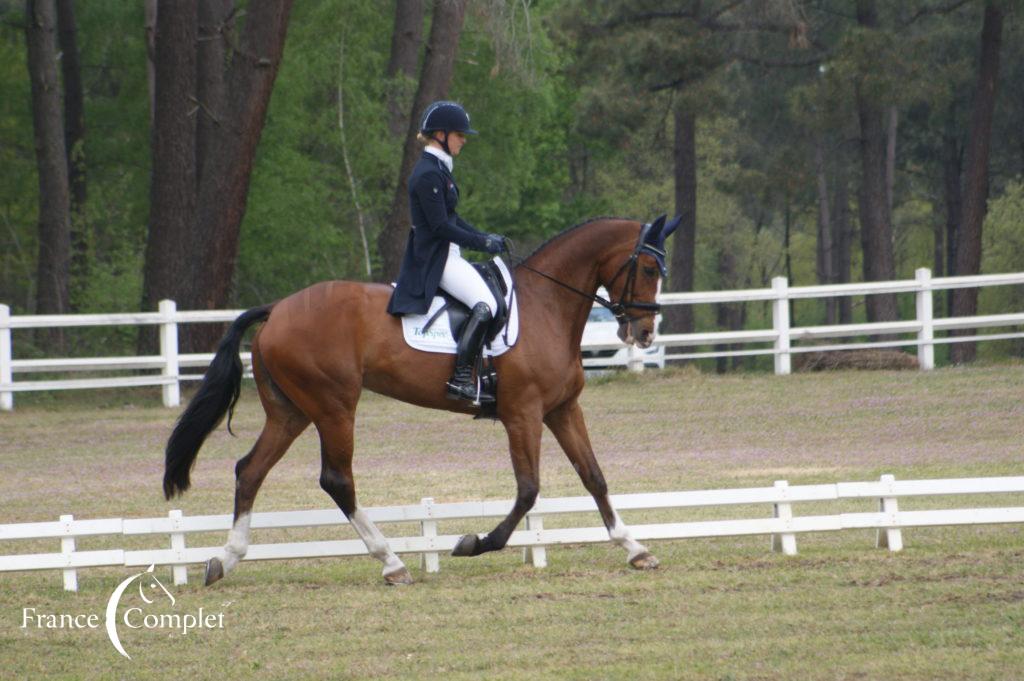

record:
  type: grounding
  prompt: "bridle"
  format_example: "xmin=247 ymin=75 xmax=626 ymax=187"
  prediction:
xmin=506 ymin=223 xmax=664 ymax=325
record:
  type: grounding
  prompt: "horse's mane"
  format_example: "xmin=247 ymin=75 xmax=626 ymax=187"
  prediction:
xmin=521 ymin=216 xmax=637 ymax=263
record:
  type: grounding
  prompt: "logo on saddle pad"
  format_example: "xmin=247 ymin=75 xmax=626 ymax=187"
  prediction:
xmin=411 ymin=324 xmax=453 ymax=342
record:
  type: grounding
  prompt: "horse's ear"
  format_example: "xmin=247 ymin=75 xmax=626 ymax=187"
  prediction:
xmin=659 ymin=215 xmax=682 ymax=243
xmin=645 ymin=214 xmax=667 ymax=243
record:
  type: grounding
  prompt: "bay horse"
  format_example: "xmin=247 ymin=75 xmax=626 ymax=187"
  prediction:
xmin=163 ymin=215 xmax=680 ymax=585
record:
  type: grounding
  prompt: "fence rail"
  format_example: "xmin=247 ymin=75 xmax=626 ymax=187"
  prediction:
xmin=2 ymin=474 xmax=1023 ymax=591
xmin=3 ymin=268 xmax=1024 ymax=409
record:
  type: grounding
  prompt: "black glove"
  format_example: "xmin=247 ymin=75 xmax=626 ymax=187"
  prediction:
xmin=483 ymin=234 xmax=506 ymax=254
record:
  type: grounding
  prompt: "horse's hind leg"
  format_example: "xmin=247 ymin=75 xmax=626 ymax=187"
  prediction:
xmin=316 ymin=412 xmax=413 ymax=585
xmin=544 ymin=399 xmax=659 ymax=569
xmin=205 ymin=364 xmax=310 ymax=585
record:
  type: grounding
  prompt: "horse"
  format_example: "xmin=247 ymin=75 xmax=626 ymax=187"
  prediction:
xmin=163 ymin=214 xmax=680 ymax=585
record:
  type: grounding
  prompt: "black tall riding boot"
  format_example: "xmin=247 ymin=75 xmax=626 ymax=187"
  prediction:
xmin=446 ymin=302 xmax=494 ymax=403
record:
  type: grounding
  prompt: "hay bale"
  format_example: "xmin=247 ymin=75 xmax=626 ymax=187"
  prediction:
xmin=793 ymin=349 xmax=920 ymax=372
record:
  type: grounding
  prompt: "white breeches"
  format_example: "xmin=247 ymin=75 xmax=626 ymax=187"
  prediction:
xmin=440 ymin=244 xmax=498 ymax=315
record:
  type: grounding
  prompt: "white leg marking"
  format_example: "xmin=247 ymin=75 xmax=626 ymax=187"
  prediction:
xmin=221 ymin=512 xmax=251 ymax=574
xmin=350 ymin=508 xmax=406 ymax=575
xmin=608 ymin=510 xmax=648 ymax=561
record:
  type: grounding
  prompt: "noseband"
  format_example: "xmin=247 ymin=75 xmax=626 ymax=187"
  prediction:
xmin=508 ymin=225 xmax=663 ymax=325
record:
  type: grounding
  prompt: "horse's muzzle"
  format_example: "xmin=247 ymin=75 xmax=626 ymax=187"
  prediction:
xmin=618 ymin=320 xmax=655 ymax=349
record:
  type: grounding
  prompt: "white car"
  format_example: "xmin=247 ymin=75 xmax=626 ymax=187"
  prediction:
xmin=580 ymin=294 xmax=665 ymax=370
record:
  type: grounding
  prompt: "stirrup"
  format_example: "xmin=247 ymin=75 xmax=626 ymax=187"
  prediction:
xmin=446 ymin=377 xmax=495 ymax=404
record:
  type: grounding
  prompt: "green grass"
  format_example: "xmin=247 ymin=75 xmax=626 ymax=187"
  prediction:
xmin=1 ymin=365 xmax=1023 ymax=679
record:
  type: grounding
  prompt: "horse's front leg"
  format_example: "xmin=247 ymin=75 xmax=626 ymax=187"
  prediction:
xmin=451 ymin=409 xmax=542 ymax=557
xmin=544 ymin=399 xmax=659 ymax=569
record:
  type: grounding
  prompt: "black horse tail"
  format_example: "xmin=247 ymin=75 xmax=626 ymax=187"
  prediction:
xmin=163 ymin=305 xmax=273 ymax=500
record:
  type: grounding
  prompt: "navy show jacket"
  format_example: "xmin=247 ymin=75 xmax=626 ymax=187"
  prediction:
xmin=386 ymin=151 xmax=490 ymax=315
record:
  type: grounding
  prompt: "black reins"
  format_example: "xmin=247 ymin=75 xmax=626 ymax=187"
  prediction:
xmin=502 ymin=228 xmax=663 ymax=325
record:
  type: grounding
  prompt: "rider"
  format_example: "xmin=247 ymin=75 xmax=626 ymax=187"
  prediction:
xmin=386 ymin=101 xmax=508 ymax=403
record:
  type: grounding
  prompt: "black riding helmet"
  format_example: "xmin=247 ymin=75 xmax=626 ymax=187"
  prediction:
xmin=420 ymin=101 xmax=477 ymax=155
xmin=420 ymin=101 xmax=478 ymax=135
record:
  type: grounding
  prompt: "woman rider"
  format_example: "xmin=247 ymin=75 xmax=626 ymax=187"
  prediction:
xmin=386 ymin=101 xmax=508 ymax=403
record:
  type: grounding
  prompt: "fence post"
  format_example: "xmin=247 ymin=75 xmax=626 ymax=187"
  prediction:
xmin=169 ymin=509 xmax=188 ymax=585
xmin=419 ymin=497 xmax=439 ymax=573
xmin=770 ymin=480 xmax=797 ymax=555
xmin=876 ymin=474 xmax=904 ymax=552
xmin=626 ymin=345 xmax=644 ymax=373
xmin=0 ymin=304 xmax=12 ymax=411
xmin=915 ymin=268 xmax=935 ymax=370
xmin=772 ymin=277 xmax=791 ymax=375
xmin=523 ymin=512 xmax=547 ymax=568
xmin=159 ymin=299 xmax=180 ymax=408
xmin=60 ymin=514 xmax=78 ymax=592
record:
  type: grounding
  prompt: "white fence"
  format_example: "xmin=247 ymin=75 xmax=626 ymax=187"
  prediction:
xmin=2 ymin=474 xmax=1023 ymax=592
xmin=2 ymin=268 xmax=1024 ymax=409
xmin=654 ymin=268 xmax=1024 ymax=374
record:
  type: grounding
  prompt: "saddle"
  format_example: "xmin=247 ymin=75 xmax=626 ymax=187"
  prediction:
xmin=422 ymin=260 xmax=511 ymax=345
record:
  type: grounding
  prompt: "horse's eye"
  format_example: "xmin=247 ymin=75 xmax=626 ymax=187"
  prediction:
xmin=643 ymin=266 xmax=658 ymax=278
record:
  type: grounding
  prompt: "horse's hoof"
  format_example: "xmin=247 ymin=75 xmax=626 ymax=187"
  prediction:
xmin=204 ymin=557 xmax=224 ymax=586
xmin=629 ymin=552 xmax=660 ymax=570
xmin=383 ymin=567 xmax=414 ymax=586
xmin=451 ymin=533 xmax=481 ymax=557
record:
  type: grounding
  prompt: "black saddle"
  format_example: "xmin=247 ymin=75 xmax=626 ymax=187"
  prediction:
xmin=422 ymin=260 xmax=510 ymax=344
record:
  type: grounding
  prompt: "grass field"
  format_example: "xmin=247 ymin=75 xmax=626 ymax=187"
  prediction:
xmin=1 ymin=365 xmax=1023 ymax=680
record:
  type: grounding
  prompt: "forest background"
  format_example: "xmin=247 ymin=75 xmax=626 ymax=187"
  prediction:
xmin=1 ymin=0 xmax=1022 ymax=369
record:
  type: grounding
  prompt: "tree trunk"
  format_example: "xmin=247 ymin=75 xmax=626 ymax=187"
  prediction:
xmin=854 ymin=0 xmax=898 ymax=324
xmin=568 ymin=142 xmax=590 ymax=200
xmin=25 ymin=0 xmax=72 ymax=349
xmin=191 ymin=0 xmax=294 ymax=329
xmin=378 ymin=0 xmax=468 ymax=283
xmin=833 ymin=162 xmax=853 ymax=324
xmin=664 ymin=101 xmax=696 ymax=334
xmin=386 ymin=0 xmax=424 ymax=139
xmin=144 ymin=0 xmax=157 ymax=125
xmin=885 ymin=105 xmax=897 ymax=230
xmin=784 ymin=200 xmax=796 ymax=326
xmin=814 ymin=136 xmax=835 ymax=324
xmin=339 ymin=37 xmax=373 ymax=279
xmin=140 ymin=0 xmax=292 ymax=353
xmin=56 ymin=0 xmax=86 ymax=306
xmin=196 ymin=0 xmax=233 ymax=186
xmin=942 ymin=105 xmax=962 ymax=316
xmin=727 ymin=301 xmax=748 ymax=371
xmin=141 ymin=0 xmax=198 ymax=339
xmin=951 ymin=1 xmax=1003 ymax=364
xmin=855 ymin=101 xmax=898 ymax=321
xmin=714 ymin=246 xmax=738 ymax=373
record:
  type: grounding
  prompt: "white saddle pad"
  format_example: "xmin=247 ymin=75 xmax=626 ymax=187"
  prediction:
xmin=400 ymin=257 xmax=519 ymax=356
